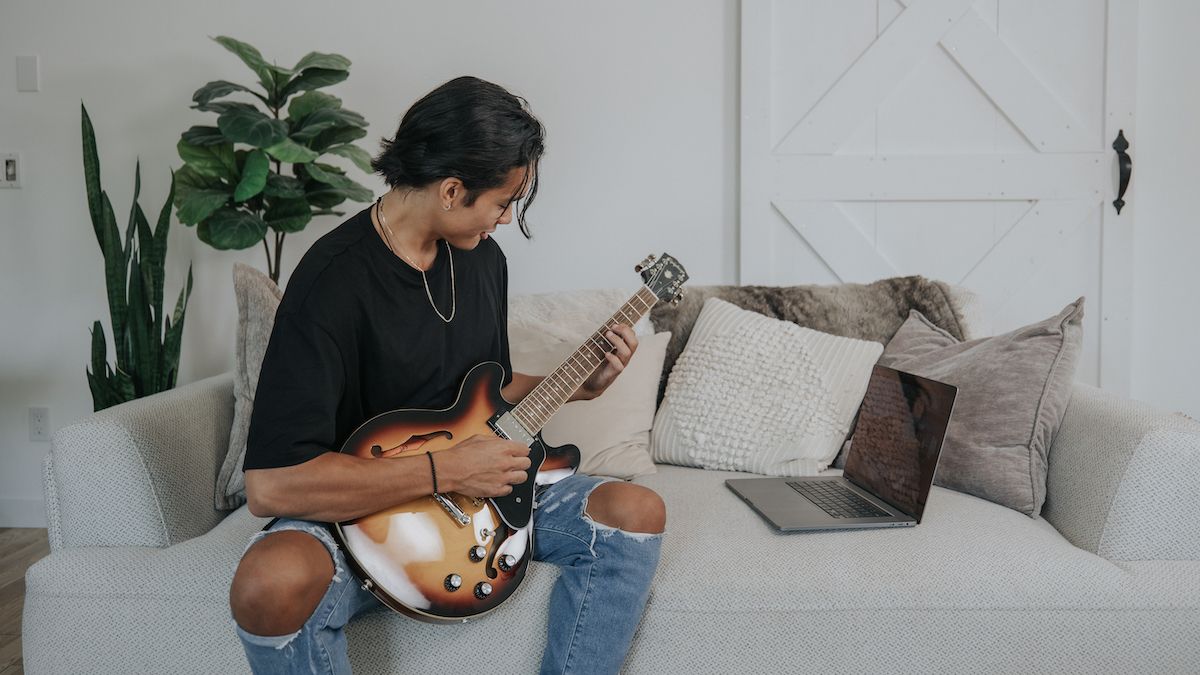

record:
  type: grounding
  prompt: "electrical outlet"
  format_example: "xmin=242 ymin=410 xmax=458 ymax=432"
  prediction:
xmin=1 ymin=152 xmax=20 ymax=188
xmin=29 ymin=406 xmax=50 ymax=442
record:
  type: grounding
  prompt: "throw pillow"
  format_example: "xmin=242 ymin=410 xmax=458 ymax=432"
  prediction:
xmin=648 ymin=276 xmax=969 ymax=405
xmin=215 ymin=263 xmax=282 ymax=510
xmin=878 ymin=298 xmax=1085 ymax=517
xmin=650 ymin=297 xmax=883 ymax=476
xmin=509 ymin=332 xmax=671 ymax=480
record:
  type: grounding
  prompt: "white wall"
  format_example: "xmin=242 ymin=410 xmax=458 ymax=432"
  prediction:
xmin=1132 ymin=1 xmax=1200 ymax=424
xmin=0 ymin=1 xmax=1196 ymax=528
xmin=0 ymin=0 xmax=739 ymax=526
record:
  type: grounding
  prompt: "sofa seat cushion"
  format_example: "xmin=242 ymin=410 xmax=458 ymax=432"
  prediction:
xmin=634 ymin=466 xmax=1198 ymax=613
xmin=24 ymin=466 xmax=1200 ymax=674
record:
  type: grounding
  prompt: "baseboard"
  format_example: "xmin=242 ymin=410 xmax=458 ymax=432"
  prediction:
xmin=0 ymin=497 xmax=48 ymax=528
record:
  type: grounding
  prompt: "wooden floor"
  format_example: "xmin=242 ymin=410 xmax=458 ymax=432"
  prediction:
xmin=1 ymin=528 xmax=50 ymax=675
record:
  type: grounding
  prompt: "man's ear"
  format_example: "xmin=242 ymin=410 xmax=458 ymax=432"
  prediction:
xmin=440 ymin=177 xmax=464 ymax=206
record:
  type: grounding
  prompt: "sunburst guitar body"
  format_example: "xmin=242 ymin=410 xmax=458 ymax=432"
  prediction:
xmin=329 ymin=253 xmax=689 ymax=623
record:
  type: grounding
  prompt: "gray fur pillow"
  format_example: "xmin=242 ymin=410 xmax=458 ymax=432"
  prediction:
xmin=214 ymin=263 xmax=282 ymax=510
xmin=649 ymin=276 xmax=966 ymax=405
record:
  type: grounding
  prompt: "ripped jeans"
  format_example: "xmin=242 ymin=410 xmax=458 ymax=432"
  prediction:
xmin=233 ymin=474 xmax=663 ymax=675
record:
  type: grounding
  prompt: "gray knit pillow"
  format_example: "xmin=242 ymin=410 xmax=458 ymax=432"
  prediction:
xmin=214 ymin=263 xmax=282 ymax=510
xmin=878 ymin=298 xmax=1085 ymax=517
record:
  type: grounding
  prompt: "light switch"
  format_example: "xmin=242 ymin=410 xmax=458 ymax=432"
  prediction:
xmin=1 ymin=153 xmax=21 ymax=188
xmin=17 ymin=55 xmax=39 ymax=92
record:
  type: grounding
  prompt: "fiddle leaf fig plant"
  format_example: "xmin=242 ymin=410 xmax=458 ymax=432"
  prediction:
xmin=176 ymin=36 xmax=373 ymax=283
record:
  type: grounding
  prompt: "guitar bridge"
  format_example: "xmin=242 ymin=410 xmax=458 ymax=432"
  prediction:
xmin=434 ymin=493 xmax=471 ymax=526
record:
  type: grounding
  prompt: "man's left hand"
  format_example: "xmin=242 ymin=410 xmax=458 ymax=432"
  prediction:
xmin=575 ymin=323 xmax=638 ymax=401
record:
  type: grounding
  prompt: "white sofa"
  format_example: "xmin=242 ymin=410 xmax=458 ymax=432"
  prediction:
xmin=23 ymin=286 xmax=1200 ymax=673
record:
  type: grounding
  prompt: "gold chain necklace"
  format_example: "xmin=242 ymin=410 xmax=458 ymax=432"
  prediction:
xmin=375 ymin=196 xmax=456 ymax=323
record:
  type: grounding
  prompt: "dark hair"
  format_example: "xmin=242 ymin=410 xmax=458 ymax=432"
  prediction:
xmin=371 ymin=76 xmax=545 ymax=238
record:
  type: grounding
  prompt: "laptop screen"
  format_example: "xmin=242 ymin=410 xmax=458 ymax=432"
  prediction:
xmin=842 ymin=365 xmax=957 ymax=522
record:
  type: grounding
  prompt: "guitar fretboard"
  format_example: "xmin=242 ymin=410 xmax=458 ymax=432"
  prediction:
xmin=511 ymin=286 xmax=659 ymax=434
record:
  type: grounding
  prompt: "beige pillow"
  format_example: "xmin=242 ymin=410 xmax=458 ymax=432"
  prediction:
xmin=508 ymin=332 xmax=670 ymax=480
xmin=216 ymin=263 xmax=282 ymax=510
xmin=879 ymin=298 xmax=1085 ymax=517
xmin=651 ymin=297 xmax=883 ymax=476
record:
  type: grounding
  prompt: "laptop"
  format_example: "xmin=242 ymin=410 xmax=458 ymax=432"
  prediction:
xmin=725 ymin=364 xmax=957 ymax=532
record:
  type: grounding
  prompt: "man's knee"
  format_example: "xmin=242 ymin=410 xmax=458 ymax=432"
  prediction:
xmin=585 ymin=482 xmax=667 ymax=534
xmin=230 ymin=530 xmax=336 ymax=636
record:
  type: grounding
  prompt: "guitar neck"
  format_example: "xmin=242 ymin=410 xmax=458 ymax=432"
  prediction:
xmin=510 ymin=286 xmax=659 ymax=435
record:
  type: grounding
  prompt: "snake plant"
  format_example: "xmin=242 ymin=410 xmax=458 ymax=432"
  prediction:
xmin=82 ymin=103 xmax=193 ymax=412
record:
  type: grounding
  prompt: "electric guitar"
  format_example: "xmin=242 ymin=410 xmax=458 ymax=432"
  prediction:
xmin=330 ymin=253 xmax=689 ymax=623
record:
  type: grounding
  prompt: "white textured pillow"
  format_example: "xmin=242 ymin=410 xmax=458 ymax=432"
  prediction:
xmin=509 ymin=332 xmax=670 ymax=480
xmin=651 ymin=297 xmax=883 ymax=476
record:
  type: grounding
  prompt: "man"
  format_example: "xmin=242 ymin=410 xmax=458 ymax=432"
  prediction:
xmin=229 ymin=76 xmax=666 ymax=675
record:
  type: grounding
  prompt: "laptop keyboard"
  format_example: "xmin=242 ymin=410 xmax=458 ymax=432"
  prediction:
xmin=786 ymin=480 xmax=891 ymax=519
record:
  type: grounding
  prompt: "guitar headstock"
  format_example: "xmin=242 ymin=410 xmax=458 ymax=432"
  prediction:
xmin=636 ymin=253 xmax=689 ymax=307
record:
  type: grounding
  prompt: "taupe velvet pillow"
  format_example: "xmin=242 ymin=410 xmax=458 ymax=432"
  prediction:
xmin=878 ymin=298 xmax=1085 ymax=517
xmin=215 ymin=263 xmax=282 ymax=510
xmin=649 ymin=276 xmax=967 ymax=405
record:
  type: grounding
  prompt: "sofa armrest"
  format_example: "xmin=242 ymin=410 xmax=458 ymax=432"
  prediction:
xmin=47 ymin=372 xmax=235 ymax=549
xmin=1043 ymin=383 xmax=1200 ymax=561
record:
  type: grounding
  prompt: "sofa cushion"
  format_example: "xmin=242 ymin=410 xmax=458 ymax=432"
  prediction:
xmin=509 ymin=331 xmax=670 ymax=479
xmin=24 ymin=464 xmax=1200 ymax=674
xmin=879 ymin=299 xmax=1085 ymax=517
xmin=215 ymin=263 xmax=281 ymax=510
xmin=648 ymin=276 xmax=967 ymax=405
xmin=650 ymin=298 xmax=882 ymax=476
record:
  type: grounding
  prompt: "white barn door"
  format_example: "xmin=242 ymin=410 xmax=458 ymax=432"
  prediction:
xmin=741 ymin=0 xmax=1138 ymax=393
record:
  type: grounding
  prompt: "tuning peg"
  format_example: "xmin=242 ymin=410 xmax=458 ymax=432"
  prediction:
xmin=634 ymin=254 xmax=656 ymax=273
xmin=670 ymin=293 xmax=683 ymax=307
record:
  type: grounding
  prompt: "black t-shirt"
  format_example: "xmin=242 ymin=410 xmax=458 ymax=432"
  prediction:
xmin=243 ymin=206 xmax=512 ymax=471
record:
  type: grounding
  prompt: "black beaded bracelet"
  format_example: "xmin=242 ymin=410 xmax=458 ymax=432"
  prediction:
xmin=426 ymin=451 xmax=438 ymax=495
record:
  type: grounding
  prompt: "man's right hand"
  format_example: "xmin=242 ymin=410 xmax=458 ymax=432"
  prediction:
xmin=438 ymin=434 xmax=532 ymax=498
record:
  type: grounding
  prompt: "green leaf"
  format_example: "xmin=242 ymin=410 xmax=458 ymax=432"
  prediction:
xmin=263 ymin=173 xmax=306 ymax=199
xmin=286 ymin=90 xmax=341 ymax=122
xmin=292 ymin=107 xmax=368 ymax=141
xmin=324 ymin=144 xmax=374 ymax=173
xmin=192 ymin=100 xmax=258 ymax=115
xmin=234 ymin=149 xmax=269 ymax=202
xmin=180 ymin=125 xmax=227 ymax=147
xmin=305 ymin=188 xmax=348 ymax=210
xmin=264 ymin=197 xmax=313 ymax=233
xmin=212 ymin=36 xmax=289 ymax=92
xmin=200 ymin=207 xmax=268 ymax=250
xmin=174 ymin=164 xmax=231 ymax=225
xmin=192 ymin=79 xmax=266 ymax=107
xmin=177 ymin=139 xmax=237 ymax=181
xmin=293 ymin=51 xmax=351 ymax=73
xmin=264 ymin=137 xmax=319 ymax=163
xmin=311 ymin=124 xmax=368 ymax=152
xmin=174 ymin=163 xmax=225 ymax=192
xmin=81 ymin=103 xmax=105 ymax=249
xmin=127 ymin=253 xmax=155 ymax=398
xmin=160 ymin=265 xmax=192 ymax=391
xmin=279 ymin=68 xmax=349 ymax=100
xmin=306 ymin=181 xmax=373 ymax=204
xmin=217 ymin=105 xmax=288 ymax=148
xmin=177 ymin=189 xmax=231 ymax=225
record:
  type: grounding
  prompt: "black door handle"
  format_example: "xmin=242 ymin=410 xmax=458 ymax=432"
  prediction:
xmin=1113 ymin=129 xmax=1132 ymax=214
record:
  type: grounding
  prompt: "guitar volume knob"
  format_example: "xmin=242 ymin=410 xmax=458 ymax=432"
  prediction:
xmin=444 ymin=574 xmax=463 ymax=592
xmin=469 ymin=545 xmax=487 ymax=562
xmin=474 ymin=582 xmax=493 ymax=599
xmin=497 ymin=554 xmax=516 ymax=572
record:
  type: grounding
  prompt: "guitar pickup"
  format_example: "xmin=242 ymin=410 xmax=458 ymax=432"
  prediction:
xmin=490 ymin=412 xmax=535 ymax=448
